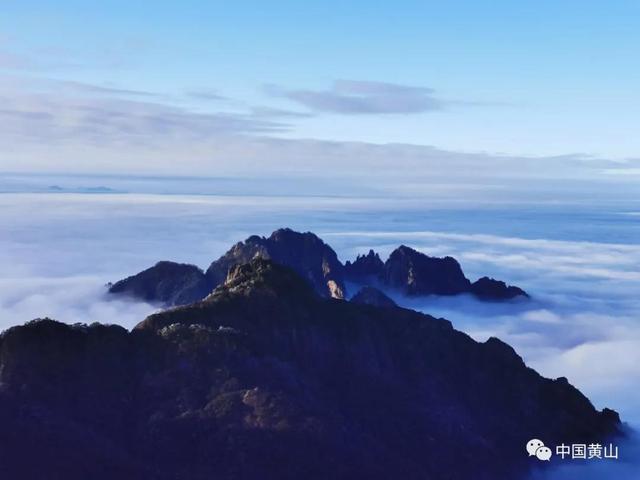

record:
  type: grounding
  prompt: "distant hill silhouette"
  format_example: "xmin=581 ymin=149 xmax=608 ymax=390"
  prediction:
xmin=109 ymin=228 xmax=527 ymax=306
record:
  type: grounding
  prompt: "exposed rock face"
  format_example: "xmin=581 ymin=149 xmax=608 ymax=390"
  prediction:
xmin=344 ymin=249 xmax=384 ymax=283
xmin=345 ymin=245 xmax=528 ymax=300
xmin=326 ymin=280 xmax=345 ymax=299
xmin=350 ymin=286 xmax=397 ymax=308
xmin=0 ymin=259 xmax=619 ymax=480
xmin=108 ymin=261 xmax=210 ymax=306
xmin=471 ymin=276 xmax=529 ymax=300
xmin=383 ymin=245 xmax=471 ymax=295
xmin=107 ymin=229 xmax=526 ymax=307
xmin=205 ymin=228 xmax=346 ymax=299
xmin=109 ymin=229 xmax=346 ymax=306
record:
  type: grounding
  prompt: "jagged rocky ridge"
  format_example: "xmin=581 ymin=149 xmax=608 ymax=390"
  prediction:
xmin=109 ymin=228 xmax=527 ymax=306
xmin=347 ymin=246 xmax=528 ymax=300
xmin=110 ymin=228 xmax=345 ymax=306
xmin=0 ymin=259 xmax=620 ymax=479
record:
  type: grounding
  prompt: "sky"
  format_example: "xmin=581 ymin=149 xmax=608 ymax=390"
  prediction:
xmin=1 ymin=1 xmax=639 ymax=182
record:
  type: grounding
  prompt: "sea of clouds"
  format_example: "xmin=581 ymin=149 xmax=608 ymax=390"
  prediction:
xmin=0 ymin=188 xmax=638 ymax=477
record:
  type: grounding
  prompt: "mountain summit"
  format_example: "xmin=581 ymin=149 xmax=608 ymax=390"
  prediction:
xmin=0 ymin=258 xmax=619 ymax=480
xmin=109 ymin=228 xmax=527 ymax=307
xmin=347 ymin=244 xmax=528 ymax=299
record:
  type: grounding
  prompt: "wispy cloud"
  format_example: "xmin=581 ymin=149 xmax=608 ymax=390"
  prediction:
xmin=249 ymin=106 xmax=314 ymax=119
xmin=60 ymin=80 xmax=163 ymax=98
xmin=265 ymin=80 xmax=447 ymax=115
xmin=0 ymin=97 xmax=288 ymax=145
xmin=184 ymin=88 xmax=229 ymax=102
xmin=0 ymin=77 xmax=291 ymax=147
xmin=2 ymin=75 xmax=640 ymax=191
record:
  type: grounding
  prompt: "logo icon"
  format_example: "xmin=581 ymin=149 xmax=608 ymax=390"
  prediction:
xmin=526 ymin=439 xmax=552 ymax=461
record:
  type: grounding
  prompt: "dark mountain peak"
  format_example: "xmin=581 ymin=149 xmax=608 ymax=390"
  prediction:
xmin=108 ymin=230 xmax=527 ymax=307
xmin=268 ymin=227 xmax=320 ymax=243
xmin=390 ymin=245 xmax=459 ymax=265
xmin=137 ymin=258 xmax=323 ymax=332
xmin=108 ymin=228 xmax=347 ymax=308
xmin=394 ymin=244 xmax=412 ymax=253
xmin=210 ymin=257 xmax=317 ymax=301
xmin=471 ymin=276 xmax=529 ymax=301
xmin=344 ymin=249 xmax=385 ymax=282
xmin=483 ymin=336 xmax=525 ymax=365
xmin=350 ymin=286 xmax=397 ymax=308
xmin=350 ymin=248 xmax=380 ymax=261
xmin=383 ymin=245 xmax=471 ymax=296
xmin=206 ymin=229 xmax=346 ymax=300
xmin=363 ymin=246 xmax=529 ymax=300
xmin=107 ymin=261 xmax=210 ymax=306
xmin=0 ymin=263 xmax=621 ymax=479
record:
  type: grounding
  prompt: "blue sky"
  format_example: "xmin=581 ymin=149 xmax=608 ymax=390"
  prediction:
xmin=1 ymin=1 xmax=639 ymax=178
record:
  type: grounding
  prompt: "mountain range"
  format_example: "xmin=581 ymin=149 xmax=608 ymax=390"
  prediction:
xmin=108 ymin=228 xmax=528 ymax=306
xmin=0 ymin=251 xmax=621 ymax=479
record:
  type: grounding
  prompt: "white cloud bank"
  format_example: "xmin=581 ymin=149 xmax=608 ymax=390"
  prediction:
xmin=1 ymin=191 xmax=638 ymax=480
xmin=324 ymin=228 xmax=640 ymax=427
xmin=1 ymin=192 xmax=638 ymax=425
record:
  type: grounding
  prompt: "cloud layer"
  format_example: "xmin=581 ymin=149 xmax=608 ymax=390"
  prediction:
xmin=326 ymin=228 xmax=640 ymax=429
xmin=265 ymin=80 xmax=446 ymax=114
xmin=1 ymin=191 xmax=639 ymax=433
xmin=1 ymin=74 xmax=640 ymax=194
xmin=0 ymin=77 xmax=288 ymax=148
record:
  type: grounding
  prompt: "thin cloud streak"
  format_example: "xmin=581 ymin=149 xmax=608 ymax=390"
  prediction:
xmin=184 ymin=88 xmax=229 ymax=102
xmin=265 ymin=79 xmax=446 ymax=114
